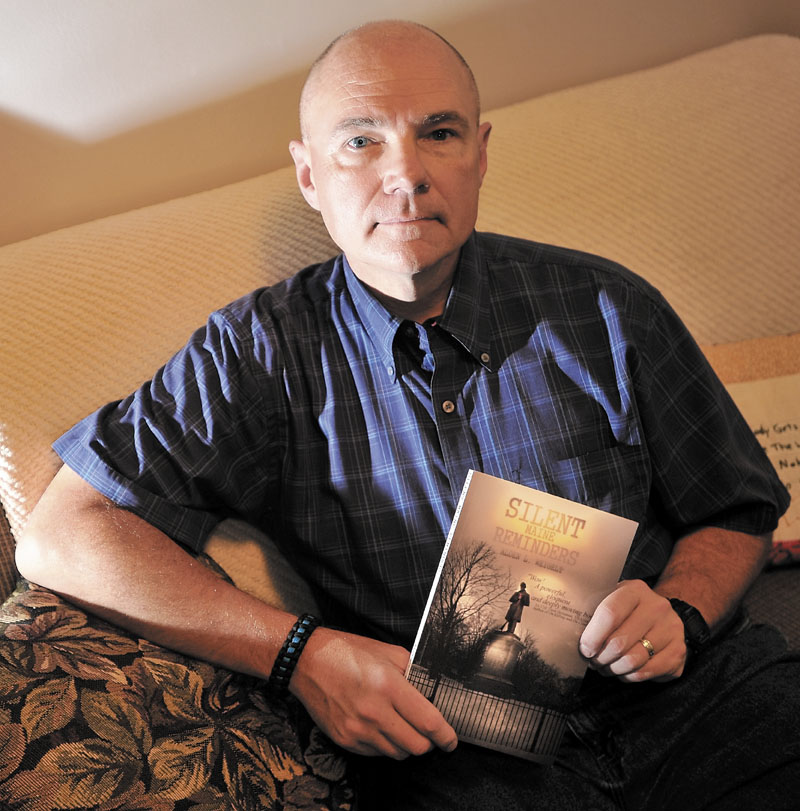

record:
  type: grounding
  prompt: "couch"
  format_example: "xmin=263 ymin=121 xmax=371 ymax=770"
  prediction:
xmin=0 ymin=34 xmax=798 ymax=809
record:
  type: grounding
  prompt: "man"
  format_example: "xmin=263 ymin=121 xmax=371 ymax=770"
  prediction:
xmin=501 ymin=583 xmax=530 ymax=635
xmin=16 ymin=19 xmax=798 ymax=810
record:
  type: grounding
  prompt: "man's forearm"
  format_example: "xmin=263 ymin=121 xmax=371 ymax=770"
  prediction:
xmin=16 ymin=465 xmax=296 ymax=680
xmin=653 ymin=525 xmax=771 ymax=633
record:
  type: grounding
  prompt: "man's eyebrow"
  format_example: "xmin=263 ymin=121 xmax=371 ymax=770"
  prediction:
xmin=330 ymin=111 xmax=471 ymax=137
xmin=331 ymin=116 xmax=385 ymax=136
xmin=422 ymin=111 xmax=470 ymax=129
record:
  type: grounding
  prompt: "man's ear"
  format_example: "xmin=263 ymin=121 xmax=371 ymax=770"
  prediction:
xmin=477 ymin=121 xmax=492 ymax=187
xmin=289 ymin=140 xmax=320 ymax=211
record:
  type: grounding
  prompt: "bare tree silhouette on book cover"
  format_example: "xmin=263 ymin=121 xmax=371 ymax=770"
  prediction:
xmin=407 ymin=470 xmax=636 ymax=763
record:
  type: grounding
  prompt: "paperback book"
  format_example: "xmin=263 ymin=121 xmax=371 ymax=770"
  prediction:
xmin=406 ymin=470 xmax=638 ymax=763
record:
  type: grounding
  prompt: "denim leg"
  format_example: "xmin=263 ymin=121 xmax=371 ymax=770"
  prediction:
xmin=353 ymin=732 xmax=617 ymax=811
xmin=569 ymin=622 xmax=800 ymax=811
xmin=353 ymin=623 xmax=799 ymax=810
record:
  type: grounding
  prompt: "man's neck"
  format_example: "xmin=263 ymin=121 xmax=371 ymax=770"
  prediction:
xmin=369 ymin=287 xmax=447 ymax=323
xmin=348 ymin=252 xmax=459 ymax=324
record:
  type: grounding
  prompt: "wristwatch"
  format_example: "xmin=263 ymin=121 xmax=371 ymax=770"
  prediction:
xmin=669 ymin=598 xmax=711 ymax=653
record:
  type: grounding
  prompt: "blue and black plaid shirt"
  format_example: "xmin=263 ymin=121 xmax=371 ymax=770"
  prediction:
xmin=55 ymin=232 xmax=789 ymax=646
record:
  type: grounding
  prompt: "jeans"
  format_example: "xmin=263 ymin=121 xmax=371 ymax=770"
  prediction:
xmin=354 ymin=622 xmax=800 ymax=810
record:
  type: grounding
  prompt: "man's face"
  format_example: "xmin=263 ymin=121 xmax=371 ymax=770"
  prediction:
xmin=290 ymin=27 xmax=491 ymax=297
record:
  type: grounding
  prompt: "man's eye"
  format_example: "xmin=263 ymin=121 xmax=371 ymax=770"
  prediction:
xmin=429 ymin=129 xmax=455 ymax=141
xmin=347 ymin=136 xmax=370 ymax=149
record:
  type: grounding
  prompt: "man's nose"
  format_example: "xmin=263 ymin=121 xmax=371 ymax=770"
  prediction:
xmin=382 ymin=141 xmax=430 ymax=195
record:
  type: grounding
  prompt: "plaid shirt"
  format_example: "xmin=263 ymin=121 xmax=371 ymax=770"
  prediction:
xmin=55 ymin=232 xmax=789 ymax=646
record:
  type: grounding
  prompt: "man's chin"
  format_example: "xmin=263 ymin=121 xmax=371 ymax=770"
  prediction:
xmin=369 ymin=230 xmax=456 ymax=265
xmin=372 ymin=245 xmax=451 ymax=276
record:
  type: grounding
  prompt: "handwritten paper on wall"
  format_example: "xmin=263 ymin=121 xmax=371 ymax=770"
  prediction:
xmin=726 ymin=373 xmax=799 ymax=557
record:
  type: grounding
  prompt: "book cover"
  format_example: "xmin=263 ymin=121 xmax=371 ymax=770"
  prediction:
xmin=406 ymin=470 xmax=638 ymax=763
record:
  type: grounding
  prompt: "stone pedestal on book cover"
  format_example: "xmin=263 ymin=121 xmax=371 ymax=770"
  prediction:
xmin=468 ymin=630 xmax=524 ymax=698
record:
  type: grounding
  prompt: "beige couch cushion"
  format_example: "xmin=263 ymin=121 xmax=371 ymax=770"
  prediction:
xmin=478 ymin=34 xmax=800 ymax=346
xmin=0 ymin=169 xmax=336 ymax=545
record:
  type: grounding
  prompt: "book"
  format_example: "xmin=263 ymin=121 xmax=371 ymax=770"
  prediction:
xmin=406 ymin=470 xmax=638 ymax=763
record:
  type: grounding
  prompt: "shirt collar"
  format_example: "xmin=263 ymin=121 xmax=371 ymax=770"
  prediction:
xmin=437 ymin=233 xmax=495 ymax=371
xmin=341 ymin=232 xmax=495 ymax=375
xmin=341 ymin=254 xmax=402 ymax=373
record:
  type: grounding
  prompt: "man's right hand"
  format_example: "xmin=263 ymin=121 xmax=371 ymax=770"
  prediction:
xmin=290 ymin=628 xmax=458 ymax=759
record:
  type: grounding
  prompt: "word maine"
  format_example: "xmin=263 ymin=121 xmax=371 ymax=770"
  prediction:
xmin=494 ymin=497 xmax=586 ymax=567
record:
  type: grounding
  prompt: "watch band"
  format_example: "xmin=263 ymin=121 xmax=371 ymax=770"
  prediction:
xmin=669 ymin=597 xmax=711 ymax=653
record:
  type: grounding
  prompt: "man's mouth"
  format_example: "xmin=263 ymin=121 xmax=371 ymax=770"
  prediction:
xmin=375 ymin=215 xmax=440 ymax=227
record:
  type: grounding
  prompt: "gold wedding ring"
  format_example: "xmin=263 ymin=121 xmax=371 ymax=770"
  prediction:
xmin=640 ymin=637 xmax=655 ymax=657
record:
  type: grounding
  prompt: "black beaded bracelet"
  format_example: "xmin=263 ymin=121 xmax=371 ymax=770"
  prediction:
xmin=268 ymin=613 xmax=321 ymax=695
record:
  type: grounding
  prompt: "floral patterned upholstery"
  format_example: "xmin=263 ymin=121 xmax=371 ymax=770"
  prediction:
xmin=0 ymin=576 xmax=354 ymax=810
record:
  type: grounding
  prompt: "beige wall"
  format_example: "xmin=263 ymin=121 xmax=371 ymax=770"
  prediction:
xmin=2 ymin=0 xmax=799 ymax=247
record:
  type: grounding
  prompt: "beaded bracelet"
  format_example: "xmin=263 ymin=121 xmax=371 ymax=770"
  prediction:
xmin=268 ymin=613 xmax=321 ymax=695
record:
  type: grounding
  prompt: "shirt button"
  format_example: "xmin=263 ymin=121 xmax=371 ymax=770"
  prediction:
xmin=480 ymin=352 xmax=491 ymax=364
xmin=387 ymin=365 xmax=394 ymax=377
xmin=442 ymin=400 xmax=455 ymax=414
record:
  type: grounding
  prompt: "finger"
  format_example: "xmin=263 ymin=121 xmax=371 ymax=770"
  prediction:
xmin=589 ymin=637 xmax=688 ymax=683
xmin=589 ymin=616 xmax=684 ymax=673
xmin=373 ymin=718 xmax=436 ymax=760
xmin=586 ymin=608 xmax=656 ymax=669
xmin=344 ymin=732 xmax=431 ymax=760
xmin=351 ymin=709 xmax=449 ymax=760
xmin=321 ymin=701 xmax=426 ymax=759
xmin=393 ymin=688 xmax=458 ymax=753
xmin=615 ymin=636 xmax=687 ymax=683
xmin=579 ymin=582 xmax=643 ymax=659
xmin=345 ymin=739 xmax=398 ymax=758
xmin=595 ymin=632 xmax=661 ymax=676
xmin=330 ymin=682 xmax=457 ymax=759
xmin=588 ymin=631 xmax=686 ymax=682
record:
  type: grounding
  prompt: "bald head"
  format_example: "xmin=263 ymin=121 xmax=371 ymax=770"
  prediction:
xmin=288 ymin=18 xmax=491 ymax=308
xmin=299 ymin=20 xmax=480 ymax=141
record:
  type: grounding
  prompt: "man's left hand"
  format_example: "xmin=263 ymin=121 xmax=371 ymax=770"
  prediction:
xmin=579 ymin=579 xmax=687 ymax=682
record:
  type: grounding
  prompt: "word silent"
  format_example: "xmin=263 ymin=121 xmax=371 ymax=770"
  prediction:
xmin=504 ymin=497 xmax=587 ymax=539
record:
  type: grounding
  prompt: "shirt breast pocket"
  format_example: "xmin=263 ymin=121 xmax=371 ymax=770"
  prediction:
xmin=541 ymin=444 xmax=649 ymax=522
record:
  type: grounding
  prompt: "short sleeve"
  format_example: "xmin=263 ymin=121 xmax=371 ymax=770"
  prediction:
xmin=54 ymin=306 xmax=280 ymax=550
xmin=635 ymin=291 xmax=790 ymax=538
